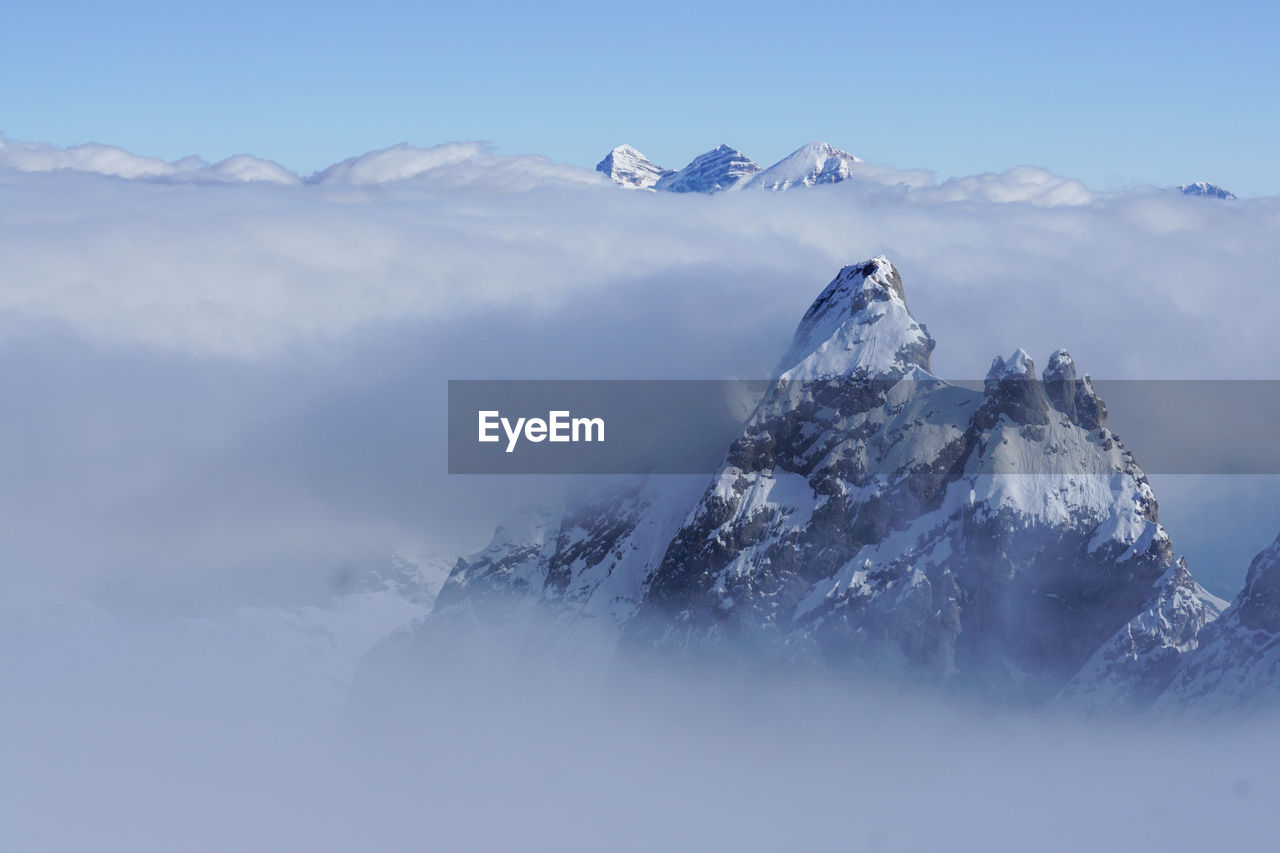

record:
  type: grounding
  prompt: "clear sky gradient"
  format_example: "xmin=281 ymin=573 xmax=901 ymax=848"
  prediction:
xmin=3 ymin=0 xmax=1277 ymax=195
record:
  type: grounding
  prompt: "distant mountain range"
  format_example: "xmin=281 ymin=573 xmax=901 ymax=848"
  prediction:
xmin=0 ymin=133 xmax=1240 ymax=199
xmin=597 ymin=141 xmax=862 ymax=193
xmin=597 ymin=141 xmax=1237 ymax=200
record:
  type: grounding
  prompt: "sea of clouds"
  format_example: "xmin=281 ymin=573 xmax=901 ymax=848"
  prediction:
xmin=2 ymin=134 xmax=1279 ymax=851
xmin=2 ymin=134 xmax=1277 ymax=593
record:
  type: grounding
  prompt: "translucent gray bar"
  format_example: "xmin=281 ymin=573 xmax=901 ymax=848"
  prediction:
xmin=447 ymin=379 xmax=1280 ymax=475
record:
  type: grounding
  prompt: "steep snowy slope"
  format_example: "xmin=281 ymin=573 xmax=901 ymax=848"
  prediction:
xmin=412 ymin=478 xmax=706 ymax=664
xmin=744 ymin=142 xmax=862 ymax=191
xmin=595 ymin=145 xmax=673 ymax=189
xmin=1152 ymin=534 xmax=1280 ymax=712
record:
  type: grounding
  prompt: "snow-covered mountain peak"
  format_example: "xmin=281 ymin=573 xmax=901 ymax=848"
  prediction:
xmin=778 ymin=256 xmax=934 ymax=380
xmin=707 ymin=143 xmax=746 ymax=158
xmin=746 ymin=141 xmax=863 ymax=191
xmin=595 ymin=145 xmax=672 ymax=190
xmin=798 ymin=257 xmax=907 ymax=323
xmin=988 ymin=348 xmax=1035 ymax=381
xmin=608 ymin=144 xmax=644 ymax=159
xmin=1179 ymin=181 xmax=1236 ymax=200
xmin=857 ymin=254 xmax=906 ymax=300
xmin=797 ymin=140 xmax=859 ymax=162
xmin=654 ymin=145 xmax=760 ymax=193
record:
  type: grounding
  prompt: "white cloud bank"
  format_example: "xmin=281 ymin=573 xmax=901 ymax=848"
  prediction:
xmin=0 ymin=133 xmax=300 ymax=184
xmin=2 ymin=133 xmax=1105 ymax=203
xmin=0 ymin=136 xmax=607 ymax=191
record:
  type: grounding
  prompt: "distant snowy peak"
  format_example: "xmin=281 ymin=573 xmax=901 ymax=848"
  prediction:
xmin=778 ymin=256 xmax=934 ymax=380
xmin=745 ymin=141 xmax=863 ymax=191
xmin=598 ymin=141 xmax=865 ymax=194
xmin=595 ymin=145 xmax=673 ymax=190
xmin=654 ymin=144 xmax=760 ymax=193
xmin=1179 ymin=181 xmax=1236 ymax=199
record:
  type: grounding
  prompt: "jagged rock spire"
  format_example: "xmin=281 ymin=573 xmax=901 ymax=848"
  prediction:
xmin=977 ymin=348 xmax=1052 ymax=428
xmin=1042 ymin=348 xmax=1107 ymax=429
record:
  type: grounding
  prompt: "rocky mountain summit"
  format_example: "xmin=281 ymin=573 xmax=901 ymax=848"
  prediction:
xmin=380 ymin=257 xmax=1253 ymax=710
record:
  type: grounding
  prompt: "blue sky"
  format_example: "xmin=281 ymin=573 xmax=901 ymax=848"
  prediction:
xmin=2 ymin=0 xmax=1277 ymax=195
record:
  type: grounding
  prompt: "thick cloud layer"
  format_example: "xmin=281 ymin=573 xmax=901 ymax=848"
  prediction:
xmin=2 ymin=137 xmax=1278 ymax=595
xmin=4 ymin=600 xmax=1277 ymax=853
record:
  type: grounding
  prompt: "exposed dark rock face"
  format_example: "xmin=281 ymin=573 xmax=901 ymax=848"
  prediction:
xmin=1039 ymin=349 xmax=1108 ymax=431
xmin=1235 ymin=537 xmax=1280 ymax=632
xmin=976 ymin=350 xmax=1052 ymax=429
xmin=1043 ymin=349 xmax=1079 ymax=423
